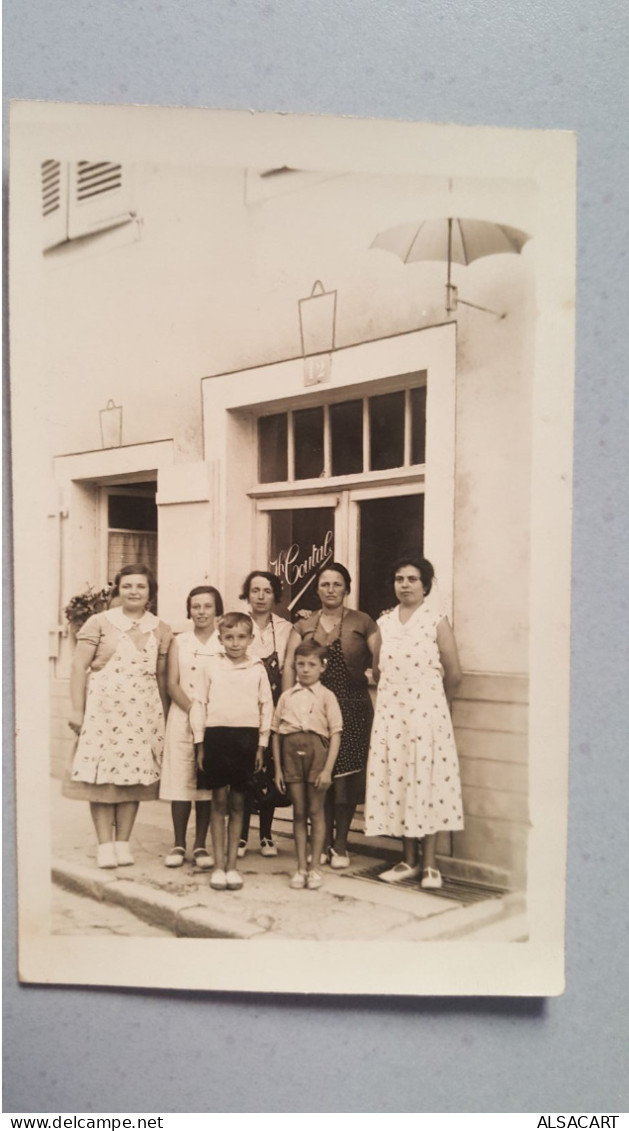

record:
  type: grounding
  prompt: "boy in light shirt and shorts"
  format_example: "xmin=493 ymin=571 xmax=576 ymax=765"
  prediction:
xmin=272 ymin=640 xmax=342 ymax=890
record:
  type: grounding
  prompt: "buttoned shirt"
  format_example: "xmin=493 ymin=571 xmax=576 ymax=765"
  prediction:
xmin=272 ymin=681 xmax=343 ymax=740
xmin=247 ymin=613 xmax=292 ymax=669
xmin=189 ymin=652 xmax=273 ymax=745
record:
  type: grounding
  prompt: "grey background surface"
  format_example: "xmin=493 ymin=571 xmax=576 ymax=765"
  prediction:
xmin=4 ymin=0 xmax=628 ymax=1114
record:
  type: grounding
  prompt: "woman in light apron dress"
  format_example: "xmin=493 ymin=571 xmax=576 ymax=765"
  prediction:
xmin=159 ymin=585 xmax=224 ymax=869
xmin=64 ymin=564 xmax=172 ymax=868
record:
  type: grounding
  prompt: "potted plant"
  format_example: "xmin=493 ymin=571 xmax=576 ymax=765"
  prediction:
xmin=64 ymin=583 xmax=113 ymax=637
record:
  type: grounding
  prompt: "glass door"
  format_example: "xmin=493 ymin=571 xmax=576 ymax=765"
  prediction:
xmin=255 ymin=495 xmax=341 ymax=620
xmin=348 ymin=484 xmax=424 ymax=622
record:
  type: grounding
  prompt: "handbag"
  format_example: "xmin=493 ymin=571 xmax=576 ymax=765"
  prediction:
xmin=245 ymin=751 xmax=292 ymax=812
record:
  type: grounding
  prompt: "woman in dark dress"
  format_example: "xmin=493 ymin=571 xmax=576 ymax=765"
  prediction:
xmin=282 ymin=563 xmax=377 ymax=869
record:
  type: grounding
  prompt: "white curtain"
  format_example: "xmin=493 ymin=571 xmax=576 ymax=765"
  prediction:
xmin=108 ymin=532 xmax=158 ymax=584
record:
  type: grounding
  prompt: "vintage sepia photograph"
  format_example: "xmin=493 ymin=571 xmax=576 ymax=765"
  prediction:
xmin=10 ymin=101 xmax=575 ymax=995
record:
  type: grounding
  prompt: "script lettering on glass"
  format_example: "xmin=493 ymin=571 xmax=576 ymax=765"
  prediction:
xmin=269 ymin=508 xmax=335 ymax=619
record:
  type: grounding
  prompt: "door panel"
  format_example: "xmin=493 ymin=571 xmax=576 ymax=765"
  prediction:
xmin=268 ymin=506 xmax=336 ymax=619
xmin=357 ymin=494 xmax=424 ymax=621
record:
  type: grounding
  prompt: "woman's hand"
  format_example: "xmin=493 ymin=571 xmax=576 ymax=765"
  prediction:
xmin=68 ymin=710 xmax=84 ymax=736
xmin=255 ymin=746 xmax=264 ymax=772
xmin=195 ymin=743 xmax=204 ymax=771
xmin=314 ymin=768 xmax=332 ymax=791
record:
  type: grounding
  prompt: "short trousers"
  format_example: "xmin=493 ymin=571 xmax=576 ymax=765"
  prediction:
xmin=281 ymin=731 xmax=329 ymax=785
xmin=197 ymin=726 xmax=259 ymax=791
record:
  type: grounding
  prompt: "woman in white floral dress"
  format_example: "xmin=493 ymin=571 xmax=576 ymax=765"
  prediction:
xmin=364 ymin=555 xmax=464 ymax=889
xmin=64 ymin=564 xmax=172 ymax=868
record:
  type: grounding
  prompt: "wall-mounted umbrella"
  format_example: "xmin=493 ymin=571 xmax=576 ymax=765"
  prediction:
xmin=370 ymin=217 xmax=531 ymax=317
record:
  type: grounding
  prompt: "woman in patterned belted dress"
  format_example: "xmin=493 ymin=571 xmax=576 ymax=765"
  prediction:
xmin=238 ymin=571 xmax=292 ymax=859
xmin=64 ymin=564 xmax=172 ymax=868
xmin=159 ymin=585 xmax=224 ymax=870
xmin=283 ymin=563 xmax=377 ymax=869
xmin=364 ymin=555 xmax=464 ymax=889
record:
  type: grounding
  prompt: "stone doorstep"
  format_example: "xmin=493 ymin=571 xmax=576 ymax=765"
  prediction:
xmin=51 ymin=860 xmax=265 ymax=940
xmin=51 ymin=857 xmax=522 ymax=942
xmin=385 ymin=892 xmax=527 ymax=942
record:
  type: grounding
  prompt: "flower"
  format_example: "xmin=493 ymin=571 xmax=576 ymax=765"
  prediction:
xmin=64 ymin=583 xmax=113 ymax=628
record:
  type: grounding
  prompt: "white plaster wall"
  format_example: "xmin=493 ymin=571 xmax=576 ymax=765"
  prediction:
xmin=41 ymin=161 xmax=535 ymax=676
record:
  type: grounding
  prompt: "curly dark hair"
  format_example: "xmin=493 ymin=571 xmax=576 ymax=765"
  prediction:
xmin=390 ymin=554 xmax=434 ymax=595
xmin=239 ymin=570 xmax=282 ymax=604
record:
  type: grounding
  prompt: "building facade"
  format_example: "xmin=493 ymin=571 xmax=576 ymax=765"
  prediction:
xmin=43 ymin=158 xmax=533 ymax=887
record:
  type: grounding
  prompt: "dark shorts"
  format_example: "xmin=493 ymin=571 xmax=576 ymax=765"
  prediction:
xmin=198 ymin=726 xmax=259 ymax=791
xmin=282 ymin=732 xmax=330 ymax=785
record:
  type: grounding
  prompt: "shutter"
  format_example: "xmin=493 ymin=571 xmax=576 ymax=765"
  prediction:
xmin=41 ymin=160 xmax=69 ymax=251
xmin=67 ymin=161 xmax=135 ymax=239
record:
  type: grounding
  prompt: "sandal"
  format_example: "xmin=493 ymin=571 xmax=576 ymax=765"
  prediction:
xmin=192 ymin=847 xmax=214 ymax=870
xmin=421 ymin=867 xmax=443 ymax=890
xmin=165 ymin=846 xmax=186 ymax=868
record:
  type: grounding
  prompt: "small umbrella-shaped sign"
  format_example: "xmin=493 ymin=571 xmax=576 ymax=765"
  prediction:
xmin=370 ymin=217 xmax=531 ymax=316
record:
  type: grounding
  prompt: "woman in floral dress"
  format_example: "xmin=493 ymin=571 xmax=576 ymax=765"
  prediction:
xmin=64 ymin=564 xmax=172 ymax=868
xmin=364 ymin=555 xmax=464 ymax=889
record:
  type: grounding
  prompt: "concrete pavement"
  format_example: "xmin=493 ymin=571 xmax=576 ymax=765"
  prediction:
xmin=51 ymin=779 xmax=527 ymax=942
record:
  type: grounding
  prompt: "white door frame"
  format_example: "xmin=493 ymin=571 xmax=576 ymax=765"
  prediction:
xmin=201 ymin=324 xmax=456 ymax=614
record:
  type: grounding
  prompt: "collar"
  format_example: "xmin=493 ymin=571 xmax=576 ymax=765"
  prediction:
xmin=214 ymin=651 xmax=261 ymax=670
xmin=104 ymin=607 xmax=159 ymax=633
xmin=286 ymin=680 xmax=322 ymax=696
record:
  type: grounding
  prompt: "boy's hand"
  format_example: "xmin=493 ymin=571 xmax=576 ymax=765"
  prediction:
xmin=255 ymin=746 xmax=264 ymax=772
xmin=314 ymin=769 xmax=332 ymax=790
xmin=195 ymin=743 xmax=204 ymax=771
xmin=274 ymin=769 xmax=286 ymax=795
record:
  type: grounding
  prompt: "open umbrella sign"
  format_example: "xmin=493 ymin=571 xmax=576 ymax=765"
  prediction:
xmin=370 ymin=217 xmax=531 ymax=318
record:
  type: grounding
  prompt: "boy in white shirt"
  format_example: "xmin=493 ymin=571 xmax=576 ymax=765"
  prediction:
xmin=272 ymin=640 xmax=342 ymax=890
xmin=190 ymin=612 xmax=273 ymax=891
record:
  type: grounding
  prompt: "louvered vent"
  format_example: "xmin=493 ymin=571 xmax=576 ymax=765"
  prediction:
xmin=41 ymin=160 xmax=62 ymax=217
xmin=75 ymin=161 xmax=123 ymax=204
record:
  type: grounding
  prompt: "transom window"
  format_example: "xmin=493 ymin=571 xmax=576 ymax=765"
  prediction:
xmin=258 ymin=381 xmax=426 ymax=484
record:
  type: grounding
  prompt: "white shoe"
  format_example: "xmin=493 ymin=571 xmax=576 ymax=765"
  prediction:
xmin=421 ymin=867 xmax=443 ymax=890
xmin=97 ymin=843 xmax=117 ymax=869
xmin=210 ymin=868 xmax=227 ymax=890
xmin=329 ymin=847 xmax=350 ymax=870
xmin=379 ymin=862 xmax=421 ymax=884
xmin=225 ymin=870 xmax=243 ymax=891
xmin=289 ymin=871 xmax=307 ymax=890
xmin=260 ymin=838 xmax=278 ymax=857
xmin=306 ymin=870 xmax=323 ymax=890
xmin=237 ymin=840 xmax=248 ymax=859
xmin=114 ymin=841 xmax=134 ymax=866
xmin=192 ymin=848 xmax=214 ymax=870
xmin=165 ymin=847 xmax=186 ymax=867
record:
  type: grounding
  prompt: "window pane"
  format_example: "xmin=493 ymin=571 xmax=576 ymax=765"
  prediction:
xmin=410 ymin=386 xmax=427 ymax=465
xmin=330 ymin=399 xmax=363 ymax=476
xmin=269 ymin=507 xmax=335 ymax=619
xmin=259 ymin=413 xmax=288 ymax=482
xmin=369 ymin=391 xmax=405 ymax=470
xmin=294 ymin=406 xmax=324 ymax=480
xmin=358 ymin=494 xmax=424 ymax=621
xmin=108 ymin=494 xmax=157 ymax=531
xmin=108 ymin=532 xmax=158 ymax=588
